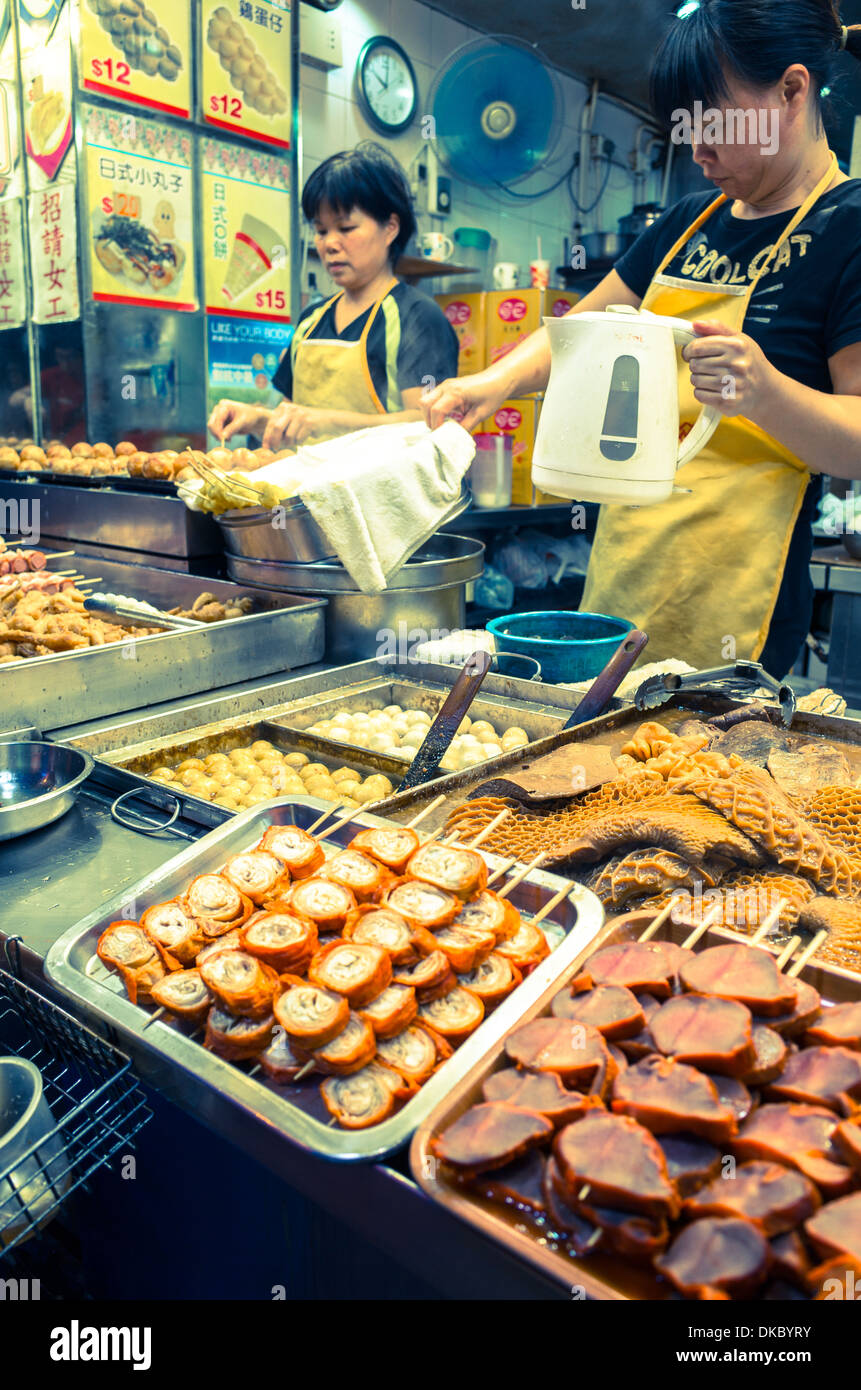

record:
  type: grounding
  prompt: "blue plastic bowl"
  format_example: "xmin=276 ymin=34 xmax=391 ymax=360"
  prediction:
xmin=486 ymin=610 xmax=635 ymax=684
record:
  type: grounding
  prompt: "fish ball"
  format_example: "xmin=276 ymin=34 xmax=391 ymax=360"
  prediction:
xmin=327 ymin=725 xmax=354 ymax=745
xmin=362 ymin=775 xmax=393 ymax=795
xmin=480 ymin=743 xmax=504 ymax=760
xmin=399 ymin=727 xmax=428 ymax=750
xmin=501 ymin=728 xmax=529 ymax=752
xmin=457 ymin=715 xmax=472 ymax=734
xmin=367 ymin=732 xmax=394 ymax=752
xmin=353 ymin=785 xmax=381 ymax=804
xmin=382 ymin=704 xmax=403 ymax=717
xmin=335 ymin=779 xmax=361 ymax=797
xmin=149 ymin=767 xmax=174 ymax=782
xmin=258 ymin=757 xmax=285 ymax=778
xmin=250 ymin=740 xmax=275 ymax=757
xmin=177 ymin=758 xmax=206 ymax=773
xmin=284 ymin=752 xmax=309 ymax=769
xmin=301 ymin=763 xmax=330 ymax=780
xmin=331 ymin=767 xmax=358 ymax=783
xmin=404 ymin=709 xmax=432 ymax=726
xmin=469 ymin=720 xmax=496 ymax=739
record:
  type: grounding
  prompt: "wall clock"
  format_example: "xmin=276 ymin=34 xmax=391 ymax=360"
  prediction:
xmin=356 ymin=36 xmax=418 ymax=136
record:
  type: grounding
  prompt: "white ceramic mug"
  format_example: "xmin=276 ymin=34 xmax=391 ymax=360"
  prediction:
xmin=493 ymin=262 xmax=519 ymax=289
xmin=420 ymin=231 xmax=454 ymax=261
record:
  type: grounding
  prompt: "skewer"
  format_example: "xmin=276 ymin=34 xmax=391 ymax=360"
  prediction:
xmin=327 ymin=1117 xmax=337 ymax=1127
xmin=249 ymin=1063 xmax=262 ymax=1077
xmin=786 ymin=929 xmax=828 ymax=978
xmin=142 ymin=1007 xmax=166 ymax=1029
xmin=316 ymin=806 xmax=363 ymax=842
xmin=307 ymin=802 xmax=344 ymax=834
xmin=294 ymin=1059 xmax=316 ymax=1081
xmin=751 ymin=899 xmax=789 ymax=945
xmin=464 ymin=807 xmax=511 ymax=849
xmin=638 ymin=898 xmax=681 ymax=943
xmin=582 ymin=1228 xmax=602 ymax=1252
xmin=578 ymin=1184 xmax=591 ymax=1201
xmin=530 ymin=881 xmax=571 ymax=927
xmin=43 ymin=550 xmax=76 ymax=560
xmin=680 ymin=900 xmax=724 ymax=950
xmin=497 ymin=852 xmax=547 ymax=899
xmin=487 ymin=857 xmax=516 ymax=888
xmin=405 ymin=794 xmax=447 ymax=829
xmin=775 ymin=935 xmax=802 ymax=971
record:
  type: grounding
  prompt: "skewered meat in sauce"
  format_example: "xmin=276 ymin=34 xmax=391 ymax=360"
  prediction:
xmin=320 ymin=849 xmax=394 ymax=903
xmin=505 ymin=1017 xmax=612 ymax=1089
xmin=141 ymin=901 xmax=203 ymax=966
xmin=308 ymin=939 xmax=391 ymax=1006
xmin=733 ymin=1103 xmax=854 ymax=1197
xmin=683 ymin=1161 xmax=820 ymax=1235
xmin=768 ymin=978 xmax=822 ymax=1037
xmin=473 ymin=1151 xmax=547 ymax=1215
xmin=806 ymin=1002 xmax=861 ymax=1051
xmin=611 ymin=1055 xmax=738 ymax=1145
xmin=384 ymin=879 xmax=460 ymax=931
xmin=458 ymin=953 xmax=522 ymax=1006
xmin=391 ymin=950 xmax=452 ymax=993
xmin=286 ymin=877 xmax=357 ymax=935
xmin=494 ymin=921 xmax=551 ymax=972
xmin=320 ymin=1062 xmax=412 ymax=1129
xmin=432 ymin=925 xmax=496 ymax=974
xmin=349 ymin=826 xmax=420 ymax=874
xmin=574 ymin=1196 xmax=671 ymax=1262
xmin=259 ymin=1027 xmax=303 ymax=1083
xmin=482 ymin=1068 xmax=604 ymax=1128
xmin=551 ymin=983 xmax=646 ymax=1040
xmin=198 ymin=949 xmax=279 ymax=1019
xmin=294 ymin=1012 xmax=376 ymax=1076
xmin=358 ymin=983 xmax=417 ymax=1038
xmin=97 ymin=921 xmax=166 ymax=1005
xmin=766 ymin=1046 xmax=861 ymax=1113
xmin=679 ymin=943 xmax=797 ymax=1017
xmin=649 ymin=995 xmax=755 ymax=1076
xmin=184 ymin=874 xmax=253 ymax=929
xmin=431 ymin=1102 xmax=553 ymax=1174
xmin=274 ymin=982 xmax=350 ymax=1048
xmin=257 ymin=825 xmax=324 ymax=879
xmin=406 ymin=843 xmax=488 ymax=899
xmin=151 ymin=968 xmax=211 ymax=1024
xmin=655 ymin=1217 xmax=770 ymax=1300
xmin=804 ymin=1191 xmax=861 ymax=1263
xmin=221 ymin=851 xmax=287 ymax=905
xmin=835 ymin=1119 xmax=861 ymax=1173
xmin=418 ymin=986 xmax=485 ymax=1043
xmin=375 ymin=1023 xmax=450 ymax=1082
xmin=454 ymin=890 xmax=521 ymax=943
xmin=769 ymin=1229 xmax=813 ymax=1287
xmin=657 ymin=1136 xmax=722 ymax=1196
xmin=553 ymin=1111 xmax=681 ymax=1220
xmin=240 ymin=909 xmax=318 ymax=973
xmin=741 ymin=1027 xmax=788 ymax=1086
xmin=204 ymin=1006 xmax=275 ymax=1062
xmin=343 ymin=905 xmax=428 ymax=963
xmin=701 ymin=1074 xmax=755 ymax=1123
xmin=196 ymin=929 xmax=242 ymax=964
xmin=587 ymin=939 xmax=692 ymax=998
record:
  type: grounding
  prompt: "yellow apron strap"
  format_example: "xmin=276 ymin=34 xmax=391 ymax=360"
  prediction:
xmin=290 ymin=292 xmax=342 ymax=372
xmin=356 ymin=276 xmax=399 ymax=414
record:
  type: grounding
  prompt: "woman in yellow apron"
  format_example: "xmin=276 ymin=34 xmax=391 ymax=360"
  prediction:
xmin=209 ymin=142 xmax=458 ymax=450
xmin=423 ymin=0 xmax=861 ymax=676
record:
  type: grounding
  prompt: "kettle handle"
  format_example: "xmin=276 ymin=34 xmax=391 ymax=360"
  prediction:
xmin=670 ymin=322 xmax=722 ymax=469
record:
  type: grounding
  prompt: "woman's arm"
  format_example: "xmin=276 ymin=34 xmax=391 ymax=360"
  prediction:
xmin=684 ymin=323 xmax=861 ymax=479
xmin=422 ymin=271 xmax=641 ymax=430
xmin=261 ymin=389 xmax=426 ymax=450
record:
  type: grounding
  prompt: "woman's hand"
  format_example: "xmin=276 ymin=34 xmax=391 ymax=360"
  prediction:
xmin=262 ymin=403 xmax=331 ymax=450
xmin=421 ymin=371 xmax=511 ymax=432
xmin=208 ymin=398 xmax=269 ymax=441
xmin=683 ymin=319 xmax=779 ymax=418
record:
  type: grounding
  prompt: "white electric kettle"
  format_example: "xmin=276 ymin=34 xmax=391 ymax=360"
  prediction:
xmin=532 ymin=303 xmax=722 ymax=505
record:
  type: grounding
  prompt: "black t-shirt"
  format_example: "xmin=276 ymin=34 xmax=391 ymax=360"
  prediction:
xmin=612 ymin=179 xmax=861 ymax=677
xmin=271 ymin=280 xmax=459 ymax=408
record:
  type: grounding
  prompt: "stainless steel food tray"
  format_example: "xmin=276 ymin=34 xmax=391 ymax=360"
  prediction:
xmin=44 ymin=798 xmax=605 ymax=1162
xmin=0 ymin=478 xmax=219 ymax=556
xmin=2 ymin=556 xmax=327 ymax=732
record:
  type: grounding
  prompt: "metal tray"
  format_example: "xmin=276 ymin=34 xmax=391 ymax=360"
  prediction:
xmin=0 ymin=467 xmax=176 ymax=495
xmin=44 ymin=798 xmax=605 ymax=1162
xmin=0 ymin=478 xmax=219 ymax=556
xmin=372 ymin=698 xmax=861 ymax=833
xmin=225 ymin=532 xmax=485 ymax=594
xmin=2 ymin=557 xmax=327 ymax=732
xmin=411 ymin=910 xmax=861 ymax=1300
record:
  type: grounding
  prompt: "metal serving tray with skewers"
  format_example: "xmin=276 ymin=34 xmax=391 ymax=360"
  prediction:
xmin=44 ymin=797 xmax=605 ymax=1163
xmin=410 ymin=902 xmax=856 ymax=1299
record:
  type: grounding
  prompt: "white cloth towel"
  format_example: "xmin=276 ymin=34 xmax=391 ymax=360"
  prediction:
xmin=298 ymin=420 xmax=475 ymax=593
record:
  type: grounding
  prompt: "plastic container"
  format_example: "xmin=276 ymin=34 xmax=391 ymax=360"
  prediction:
xmin=486 ymin=610 xmax=634 ymax=683
xmin=441 ymin=227 xmax=493 ymax=293
xmin=470 ymin=432 xmax=513 ymax=507
xmin=0 ymin=1056 xmax=69 ymax=1248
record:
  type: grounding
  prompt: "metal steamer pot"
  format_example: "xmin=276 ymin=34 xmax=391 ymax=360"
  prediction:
xmin=225 ymin=533 xmax=486 ymax=664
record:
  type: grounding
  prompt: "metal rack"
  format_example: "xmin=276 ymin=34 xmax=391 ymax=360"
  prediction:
xmin=0 ymin=947 xmax=151 ymax=1259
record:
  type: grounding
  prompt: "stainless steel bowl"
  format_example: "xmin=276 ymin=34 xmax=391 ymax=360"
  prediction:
xmin=0 ymin=742 xmax=94 ymax=841
xmin=216 ymin=499 xmax=335 ymax=564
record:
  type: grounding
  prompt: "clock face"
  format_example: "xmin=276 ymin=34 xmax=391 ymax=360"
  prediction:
xmin=359 ymin=40 xmax=416 ymax=133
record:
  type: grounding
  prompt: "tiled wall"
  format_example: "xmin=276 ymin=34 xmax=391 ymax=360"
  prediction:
xmin=299 ymin=0 xmax=680 ymax=292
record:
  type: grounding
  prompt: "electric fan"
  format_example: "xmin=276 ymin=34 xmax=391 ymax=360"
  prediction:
xmin=428 ymin=36 xmax=565 ymax=188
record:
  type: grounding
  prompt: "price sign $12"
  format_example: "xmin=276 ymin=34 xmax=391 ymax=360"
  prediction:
xmin=91 ymin=57 xmax=131 ymax=86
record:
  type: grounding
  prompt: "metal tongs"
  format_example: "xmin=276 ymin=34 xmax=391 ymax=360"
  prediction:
xmin=632 ymin=661 xmax=797 ymax=726
xmin=83 ymin=597 xmax=203 ymax=631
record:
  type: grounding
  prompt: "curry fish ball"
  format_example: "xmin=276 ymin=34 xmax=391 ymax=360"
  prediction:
xmin=250 ymin=740 xmax=275 ymax=757
xmin=475 ymin=727 xmax=502 ymax=744
xmin=338 ymin=796 xmax=360 ymax=811
xmin=228 ymin=748 xmax=253 ymax=764
xmin=230 ymin=778 xmax=252 ymax=796
xmin=367 ymin=732 xmax=395 ymax=753
xmin=480 ymin=743 xmax=504 ymax=760
xmin=363 ymin=775 xmax=393 ymax=796
xmin=331 ymin=767 xmax=357 ymax=784
xmin=335 ymin=778 xmax=361 ymax=798
xmin=257 ymin=757 xmax=285 ymax=778
xmin=457 ymin=716 xmax=472 ymax=734
xmin=301 ymin=763 xmax=330 ymax=780
xmin=149 ymin=767 xmax=174 ymax=782
xmin=404 ymin=710 xmax=431 ymax=726
xmin=469 ymin=721 xmax=496 ymax=739
xmin=177 ymin=758 xmax=206 ymax=773
xmin=284 ymin=752 xmax=309 ymax=769
xmin=327 ymin=725 xmax=355 ymax=744
xmin=459 ymin=749 xmax=489 ymax=769
xmin=382 ymin=704 xmax=403 ymax=717
xmin=400 ymin=727 xmax=427 ymax=749
xmin=501 ymin=728 xmax=529 ymax=752
xmin=216 ymin=790 xmax=242 ymax=809
xmin=353 ymin=785 xmax=382 ymax=805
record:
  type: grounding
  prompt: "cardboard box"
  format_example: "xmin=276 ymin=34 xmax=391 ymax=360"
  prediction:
xmin=544 ymin=289 xmax=581 ymax=319
xmin=434 ymin=291 xmax=486 ymax=376
xmin=485 ymin=288 xmax=542 ymax=368
xmin=474 ymin=397 xmax=540 ymax=506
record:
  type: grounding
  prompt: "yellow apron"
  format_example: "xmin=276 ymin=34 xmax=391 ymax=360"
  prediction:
xmin=289 ymin=277 xmax=402 ymax=443
xmin=582 ymin=154 xmax=838 ymax=668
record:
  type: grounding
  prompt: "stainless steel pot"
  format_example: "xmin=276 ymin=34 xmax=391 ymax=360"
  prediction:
xmin=0 ymin=742 xmax=94 ymax=841
xmin=216 ymin=499 xmax=335 ymax=563
xmin=581 ymin=231 xmax=632 ymax=262
xmin=618 ymin=202 xmax=664 ymax=240
xmin=225 ymin=533 xmax=486 ymax=663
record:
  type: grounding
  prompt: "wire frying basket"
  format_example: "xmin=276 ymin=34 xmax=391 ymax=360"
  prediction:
xmin=0 ymin=953 xmax=151 ymax=1259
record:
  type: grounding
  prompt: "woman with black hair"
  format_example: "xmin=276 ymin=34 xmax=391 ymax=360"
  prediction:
xmin=424 ymin=0 xmax=861 ymax=678
xmin=209 ymin=141 xmax=458 ymax=450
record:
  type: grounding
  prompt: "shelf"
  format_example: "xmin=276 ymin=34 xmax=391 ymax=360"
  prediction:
xmin=306 ymin=248 xmax=477 ymax=281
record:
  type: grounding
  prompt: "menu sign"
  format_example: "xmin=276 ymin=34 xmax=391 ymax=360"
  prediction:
xmin=206 ymin=314 xmax=292 ymax=437
xmin=29 ymin=182 xmax=79 ymax=322
xmin=83 ymin=106 xmax=196 ymax=311
xmin=201 ymin=0 xmax=291 ymax=149
xmin=21 ymin=0 xmax=73 ymax=187
xmin=201 ymin=138 xmax=290 ymax=320
xmin=79 ymin=0 xmax=191 ymax=120
xmin=0 ymin=197 xmax=27 ymax=328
